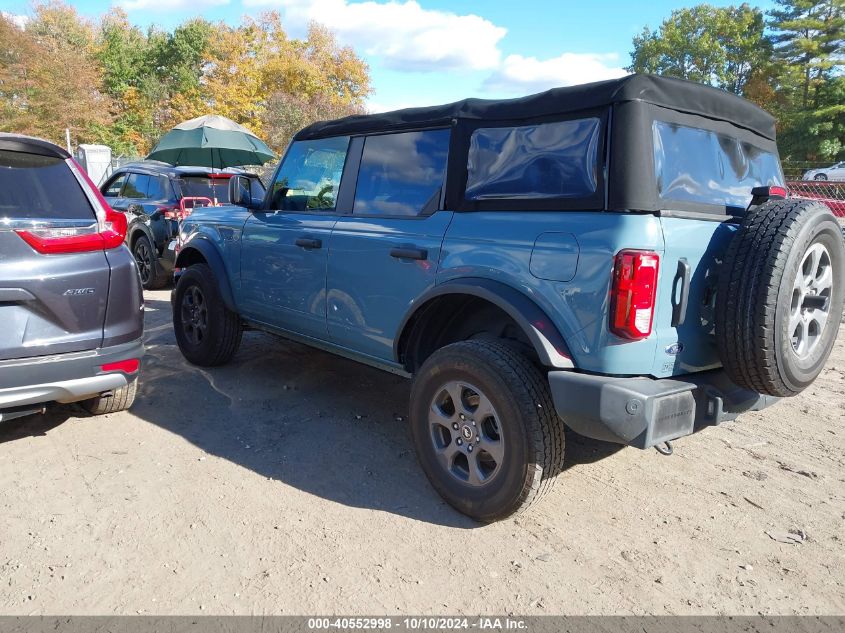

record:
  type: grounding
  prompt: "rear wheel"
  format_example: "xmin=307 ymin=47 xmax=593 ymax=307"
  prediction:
xmin=83 ymin=378 xmax=138 ymax=415
xmin=409 ymin=340 xmax=564 ymax=522
xmin=173 ymin=264 xmax=242 ymax=366
xmin=133 ymin=235 xmax=166 ymax=290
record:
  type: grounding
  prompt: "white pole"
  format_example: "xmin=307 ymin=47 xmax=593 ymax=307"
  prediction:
xmin=65 ymin=128 xmax=72 ymax=154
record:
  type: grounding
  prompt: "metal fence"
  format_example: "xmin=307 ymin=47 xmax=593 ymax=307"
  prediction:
xmin=787 ymin=180 xmax=845 ymax=218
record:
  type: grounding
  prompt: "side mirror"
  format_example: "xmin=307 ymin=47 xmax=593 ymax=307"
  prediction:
xmin=228 ymin=175 xmax=252 ymax=208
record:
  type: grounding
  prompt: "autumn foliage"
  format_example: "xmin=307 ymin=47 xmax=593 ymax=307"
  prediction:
xmin=0 ymin=2 xmax=371 ymax=155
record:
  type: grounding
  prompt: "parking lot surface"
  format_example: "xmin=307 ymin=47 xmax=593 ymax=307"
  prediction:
xmin=1 ymin=289 xmax=843 ymax=614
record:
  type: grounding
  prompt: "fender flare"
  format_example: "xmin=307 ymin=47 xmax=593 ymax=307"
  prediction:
xmin=174 ymin=236 xmax=237 ymax=312
xmin=394 ymin=277 xmax=574 ymax=369
xmin=127 ymin=221 xmax=156 ymax=252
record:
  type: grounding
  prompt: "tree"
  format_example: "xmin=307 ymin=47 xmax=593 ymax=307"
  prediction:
xmin=149 ymin=18 xmax=212 ymax=99
xmin=0 ymin=2 xmax=112 ymax=144
xmin=629 ymin=4 xmax=770 ymax=95
xmin=767 ymin=0 xmax=844 ymax=160
xmin=259 ymin=18 xmax=371 ymax=150
xmin=0 ymin=14 xmax=38 ymax=132
xmin=201 ymin=20 xmax=267 ymax=135
xmin=97 ymin=9 xmax=148 ymax=97
xmin=768 ymin=0 xmax=844 ymax=109
xmin=261 ymin=92 xmax=365 ymax=152
xmin=0 ymin=2 xmax=372 ymax=157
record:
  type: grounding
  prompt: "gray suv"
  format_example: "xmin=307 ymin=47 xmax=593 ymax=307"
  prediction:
xmin=0 ymin=134 xmax=144 ymax=422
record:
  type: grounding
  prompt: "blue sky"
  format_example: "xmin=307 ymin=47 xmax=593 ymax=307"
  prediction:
xmin=0 ymin=0 xmax=775 ymax=112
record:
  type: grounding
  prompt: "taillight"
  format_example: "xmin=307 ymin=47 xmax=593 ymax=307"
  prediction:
xmin=610 ymin=249 xmax=660 ymax=340
xmin=749 ymin=185 xmax=788 ymax=209
xmin=14 ymin=159 xmax=127 ymax=254
xmin=160 ymin=205 xmax=181 ymax=220
xmin=100 ymin=359 xmax=140 ymax=374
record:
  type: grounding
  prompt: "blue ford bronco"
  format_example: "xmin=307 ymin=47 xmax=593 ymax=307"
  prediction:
xmin=172 ymin=75 xmax=844 ymax=521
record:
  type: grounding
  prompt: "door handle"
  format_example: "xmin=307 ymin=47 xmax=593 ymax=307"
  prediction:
xmin=671 ymin=258 xmax=691 ymax=327
xmin=295 ymin=237 xmax=322 ymax=250
xmin=390 ymin=247 xmax=428 ymax=261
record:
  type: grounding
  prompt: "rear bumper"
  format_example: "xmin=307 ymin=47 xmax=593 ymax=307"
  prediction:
xmin=0 ymin=339 xmax=143 ymax=411
xmin=548 ymin=369 xmax=779 ymax=449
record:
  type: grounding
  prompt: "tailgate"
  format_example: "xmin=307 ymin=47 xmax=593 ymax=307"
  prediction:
xmin=0 ymin=147 xmax=111 ymax=361
xmin=0 ymin=229 xmax=110 ymax=361
xmin=650 ymin=216 xmax=737 ymax=377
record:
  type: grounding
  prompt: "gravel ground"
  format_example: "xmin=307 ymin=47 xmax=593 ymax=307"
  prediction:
xmin=1 ymin=289 xmax=843 ymax=615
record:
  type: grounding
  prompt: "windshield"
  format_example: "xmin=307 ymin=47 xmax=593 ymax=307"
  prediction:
xmin=269 ymin=137 xmax=350 ymax=211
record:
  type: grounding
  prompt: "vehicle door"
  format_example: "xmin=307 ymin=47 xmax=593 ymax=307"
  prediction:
xmin=144 ymin=173 xmax=178 ymax=246
xmin=239 ymin=136 xmax=351 ymax=340
xmin=327 ymin=128 xmax=452 ymax=360
xmin=832 ymin=162 xmax=845 ymax=181
xmin=0 ymin=148 xmax=110 ymax=361
xmin=118 ymin=171 xmax=152 ymax=225
xmin=101 ymin=172 xmax=128 ymax=211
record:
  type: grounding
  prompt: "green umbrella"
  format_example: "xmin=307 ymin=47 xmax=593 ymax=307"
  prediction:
xmin=146 ymin=115 xmax=275 ymax=168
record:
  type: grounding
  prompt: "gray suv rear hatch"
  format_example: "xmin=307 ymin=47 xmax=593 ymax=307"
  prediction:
xmin=0 ymin=138 xmax=110 ymax=361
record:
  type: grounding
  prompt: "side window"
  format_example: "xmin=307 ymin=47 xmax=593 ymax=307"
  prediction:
xmin=123 ymin=173 xmax=150 ymax=199
xmin=465 ymin=119 xmax=601 ymax=200
xmin=146 ymin=175 xmax=169 ymax=200
xmin=103 ymin=173 xmax=127 ymax=198
xmin=353 ymin=129 xmax=450 ymax=216
xmin=269 ymin=136 xmax=349 ymax=211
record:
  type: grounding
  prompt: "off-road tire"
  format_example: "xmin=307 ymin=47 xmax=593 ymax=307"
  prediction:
xmin=173 ymin=264 xmax=242 ymax=366
xmin=83 ymin=378 xmax=138 ymax=415
xmin=716 ymin=199 xmax=845 ymax=397
xmin=133 ymin=235 xmax=167 ymax=290
xmin=409 ymin=340 xmax=564 ymax=522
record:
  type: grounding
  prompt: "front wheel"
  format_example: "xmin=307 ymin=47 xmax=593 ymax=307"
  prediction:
xmin=173 ymin=264 xmax=242 ymax=366
xmin=409 ymin=340 xmax=564 ymax=522
xmin=813 ymin=173 xmax=828 ymax=181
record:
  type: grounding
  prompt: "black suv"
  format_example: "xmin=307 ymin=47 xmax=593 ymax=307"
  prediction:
xmin=101 ymin=161 xmax=265 ymax=289
xmin=0 ymin=134 xmax=143 ymax=421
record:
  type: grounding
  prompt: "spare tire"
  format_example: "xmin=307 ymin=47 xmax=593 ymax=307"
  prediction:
xmin=716 ymin=199 xmax=844 ymax=397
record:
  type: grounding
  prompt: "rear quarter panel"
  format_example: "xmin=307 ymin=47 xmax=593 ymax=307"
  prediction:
xmin=439 ymin=211 xmax=736 ymax=377
xmin=439 ymin=211 xmax=665 ymax=375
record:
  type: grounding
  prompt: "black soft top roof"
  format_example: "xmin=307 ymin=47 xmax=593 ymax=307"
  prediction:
xmin=295 ymin=74 xmax=776 ymax=141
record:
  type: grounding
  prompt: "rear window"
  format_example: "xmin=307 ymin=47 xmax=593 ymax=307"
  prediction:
xmin=0 ymin=150 xmax=95 ymax=220
xmin=653 ymin=121 xmax=784 ymax=210
xmin=465 ymin=118 xmax=601 ymax=200
xmin=179 ymin=176 xmax=232 ymax=203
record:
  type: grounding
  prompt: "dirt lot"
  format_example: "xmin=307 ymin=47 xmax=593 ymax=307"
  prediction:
xmin=1 ymin=289 xmax=843 ymax=615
